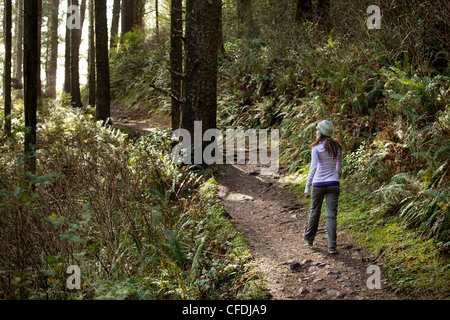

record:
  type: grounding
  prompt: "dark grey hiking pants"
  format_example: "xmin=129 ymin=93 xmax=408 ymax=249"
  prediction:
xmin=304 ymin=185 xmax=340 ymax=249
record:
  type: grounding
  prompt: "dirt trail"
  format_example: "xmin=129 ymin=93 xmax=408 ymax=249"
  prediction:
xmin=110 ymin=103 xmax=170 ymax=136
xmin=213 ymin=160 xmax=409 ymax=300
xmin=111 ymin=103 xmax=409 ymax=300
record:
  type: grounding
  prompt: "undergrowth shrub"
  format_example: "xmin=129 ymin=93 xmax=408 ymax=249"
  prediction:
xmin=109 ymin=29 xmax=171 ymax=114
xmin=0 ymin=99 xmax=265 ymax=300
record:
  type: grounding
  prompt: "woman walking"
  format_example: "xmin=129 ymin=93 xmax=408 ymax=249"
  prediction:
xmin=304 ymin=120 xmax=343 ymax=254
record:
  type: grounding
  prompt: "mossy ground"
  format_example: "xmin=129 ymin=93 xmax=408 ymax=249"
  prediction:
xmin=285 ymin=170 xmax=450 ymax=299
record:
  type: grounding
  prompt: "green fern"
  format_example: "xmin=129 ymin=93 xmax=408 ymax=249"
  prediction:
xmin=187 ymin=235 xmax=207 ymax=284
xmin=160 ymin=229 xmax=187 ymax=270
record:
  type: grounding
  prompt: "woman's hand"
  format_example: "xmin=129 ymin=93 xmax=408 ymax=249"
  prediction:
xmin=304 ymin=193 xmax=311 ymax=199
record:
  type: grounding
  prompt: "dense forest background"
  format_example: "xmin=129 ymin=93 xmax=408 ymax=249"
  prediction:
xmin=0 ymin=0 xmax=449 ymax=300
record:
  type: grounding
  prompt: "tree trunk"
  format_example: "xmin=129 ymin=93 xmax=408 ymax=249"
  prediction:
xmin=218 ymin=2 xmax=225 ymax=54
xmin=88 ymin=0 xmax=96 ymax=106
xmin=64 ymin=0 xmax=72 ymax=94
xmin=37 ymin=0 xmax=42 ymax=97
xmin=170 ymin=0 xmax=183 ymax=130
xmin=70 ymin=0 xmax=82 ymax=108
xmin=95 ymin=0 xmax=111 ymax=122
xmin=79 ymin=0 xmax=86 ymax=30
xmin=15 ymin=0 xmax=23 ymax=86
xmin=182 ymin=0 xmax=220 ymax=139
xmin=45 ymin=0 xmax=59 ymax=99
xmin=110 ymin=0 xmax=121 ymax=49
xmin=121 ymin=0 xmax=135 ymax=35
xmin=155 ymin=0 xmax=159 ymax=38
xmin=295 ymin=0 xmax=313 ymax=22
xmin=236 ymin=0 xmax=258 ymax=37
xmin=135 ymin=0 xmax=144 ymax=31
xmin=24 ymin=0 xmax=39 ymax=173
xmin=4 ymin=0 xmax=12 ymax=137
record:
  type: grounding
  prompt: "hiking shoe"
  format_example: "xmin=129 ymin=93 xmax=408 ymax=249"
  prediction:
xmin=328 ymin=247 xmax=338 ymax=254
xmin=305 ymin=239 xmax=314 ymax=247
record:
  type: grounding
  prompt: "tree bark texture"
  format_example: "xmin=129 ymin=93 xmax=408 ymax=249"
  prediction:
xmin=135 ymin=0 xmax=144 ymax=31
xmin=170 ymin=0 xmax=183 ymax=130
xmin=110 ymin=0 xmax=121 ymax=48
xmin=45 ymin=0 xmax=59 ymax=99
xmin=88 ymin=0 xmax=96 ymax=106
xmin=70 ymin=0 xmax=83 ymax=108
xmin=4 ymin=0 xmax=12 ymax=137
xmin=64 ymin=0 xmax=72 ymax=94
xmin=236 ymin=0 xmax=258 ymax=37
xmin=15 ymin=0 xmax=23 ymax=85
xmin=37 ymin=0 xmax=42 ymax=97
xmin=121 ymin=0 xmax=135 ymax=35
xmin=182 ymin=0 xmax=220 ymax=137
xmin=155 ymin=0 xmax=159 ymax=37
xmin=95 ymin=0 xmax=111 ymax=122
xmin=24 ymin=0 xmax=39 ymax=173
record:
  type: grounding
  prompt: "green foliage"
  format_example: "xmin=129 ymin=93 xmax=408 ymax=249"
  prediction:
xmin=109 ymin=29 xmax=170 ymax=114
xmin=3 ymin=0 xmax=447 ymax=300
xmin=0 ymin=101 xmax=265 ymax=300
xmin=215 ymin=0 xmax=450 ymax=298
xmin=218 ymin=0 xmax=450 ymax=242
xmin=160 ymin=230 xmax=188 ymax=270
xmin=337 ymin=187 xmax=450 ymax=297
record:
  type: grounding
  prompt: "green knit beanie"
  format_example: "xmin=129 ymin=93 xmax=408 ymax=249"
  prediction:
xmin=316 ymin=120 xmax=334 ymax=137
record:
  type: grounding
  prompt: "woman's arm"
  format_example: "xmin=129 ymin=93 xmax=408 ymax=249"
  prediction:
xmin=304 ymin=148 xmax=318 ymax=195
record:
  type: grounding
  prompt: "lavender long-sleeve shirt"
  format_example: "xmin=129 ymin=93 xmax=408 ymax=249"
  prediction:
xmin=304 ymin=141 xmax=343 ymax=194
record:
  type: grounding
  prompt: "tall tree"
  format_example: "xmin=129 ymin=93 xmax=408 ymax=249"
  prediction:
xmin=70 ymin=0 xmax=83 ymax=108
xmin=110 ymin=0 xmax=121 ymax=49
xmin=155 ymin=0 xmax=159 ymax=38
xmin=79 ymin=0 xmax=87 ymax=31
xmin=64 ymin=0 xmax=72 ymax=94
xmin=24 ymin=0 xmax=39 ymax=173
xmin=88 ymin=0 xmax=96 ymax=106
xmin=170 ymin=0 xmax=183 ymax=130
xmin=45 ymin=0 xmax=59 ymax=99
xmin=182 ymin=0 xmax=220 ymax=140
xmin=218 ymin=2 xmax=225 ymax=54
xmin=135 ymin=0 xmax=144 ymax=31
xmin=236 ymin=0 xmax=258 ymax=37
xmin=37 ymin=0 xmax=42 ymax=97
xmin=95 ymin=0 xmax=111 ymax=122
xmin=3 ymin=0 xmax=12 ymax=137
xmin=121 ymin=0 xmax=135 ymax=35
xmin=15 ymin=0 xmax=23 ymax=86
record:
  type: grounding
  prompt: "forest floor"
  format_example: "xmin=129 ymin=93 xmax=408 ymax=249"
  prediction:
xmin=110 ymin=103 xmax=413 ymax=301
